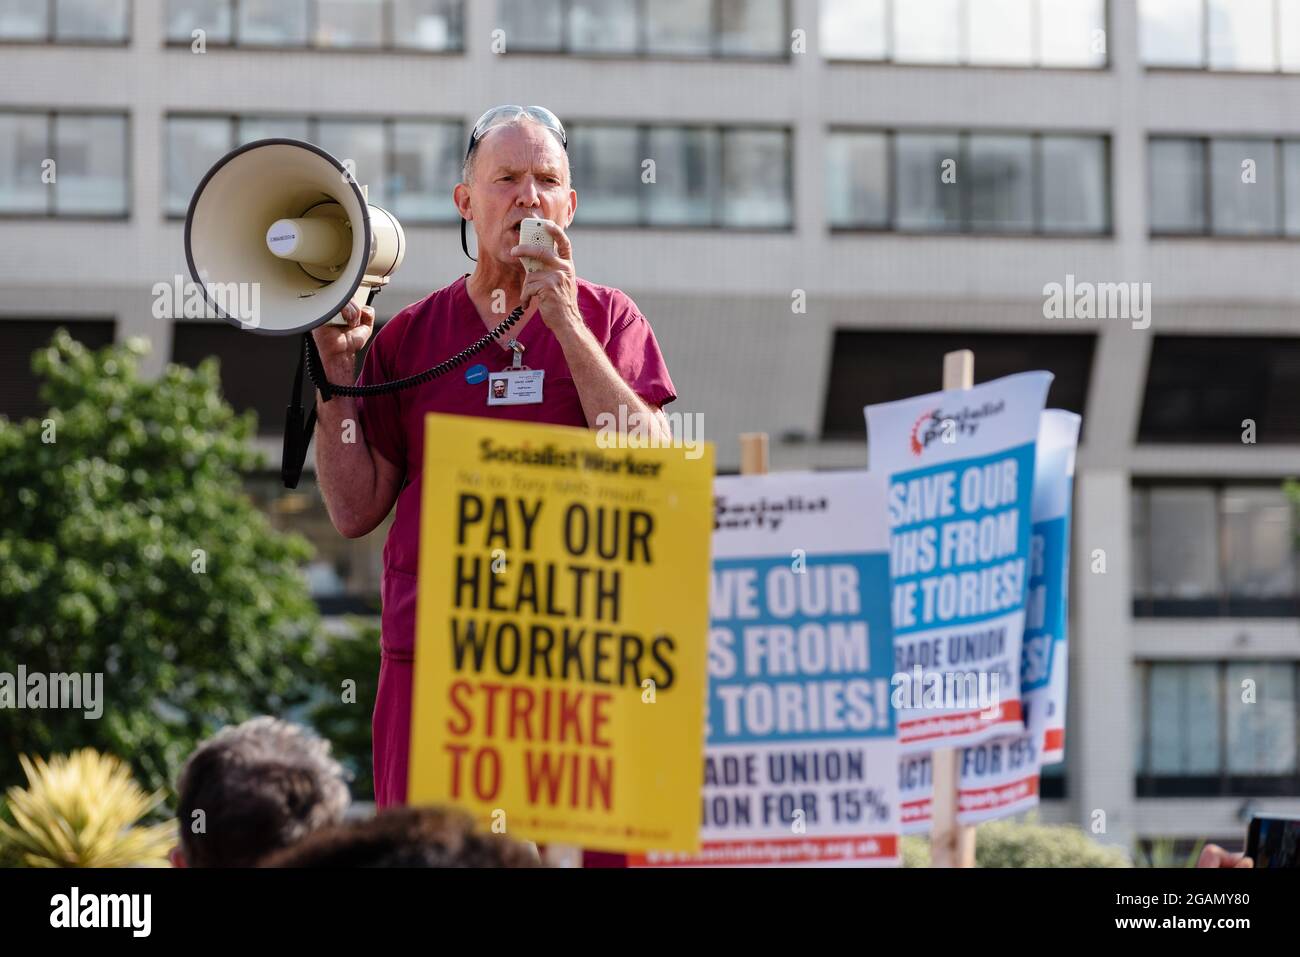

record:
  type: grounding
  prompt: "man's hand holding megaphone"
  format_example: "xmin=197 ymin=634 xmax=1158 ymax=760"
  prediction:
xmin=312 ymin=301 xmax=376 ymax=383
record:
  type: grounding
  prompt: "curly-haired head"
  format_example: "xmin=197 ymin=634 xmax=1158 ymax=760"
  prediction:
xmin=176 ymin=716 xmax=350 ymax=868
xmin=260 ymin=805 xmax=541 ymax=868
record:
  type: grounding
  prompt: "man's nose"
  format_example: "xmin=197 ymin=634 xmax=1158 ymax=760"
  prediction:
xmin=514 ymin=176 xmax=541 ymax=207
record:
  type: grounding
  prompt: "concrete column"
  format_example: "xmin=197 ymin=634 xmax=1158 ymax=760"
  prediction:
xmin=1071 ymin=467 xmax=1135 ymax=851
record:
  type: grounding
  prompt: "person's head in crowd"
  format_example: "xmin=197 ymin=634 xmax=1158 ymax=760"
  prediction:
xmin=172 ymin=716 xmax=351 ymax=868
xmin=259 ymin=805 xmax=541 ymax=868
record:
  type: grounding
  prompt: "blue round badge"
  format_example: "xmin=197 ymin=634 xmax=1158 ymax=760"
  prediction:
xmin=465 ymin=363 xmax=488 ymax=385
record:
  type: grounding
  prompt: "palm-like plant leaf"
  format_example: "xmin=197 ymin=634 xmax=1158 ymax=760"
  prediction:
xmin=0 ymin=750 xmax=175 ymax=868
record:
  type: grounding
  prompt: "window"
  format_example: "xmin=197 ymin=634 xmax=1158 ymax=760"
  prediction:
xmin=53 ymin=113 xmax=128 ymax=214
xmin=967 ymin=133 xmax=1034 ymax=232
xmin=568 ymin=123 xmax=793 ymax=229
xmin=718 ymin=0 xmax=784 ymax=55
xmin=166 ymin=116 xmax=231 ymax=218
xmin=721 ymin=128 xmax=790 ymax=227
xmin=821 ymin=0 xmax=1107 ymax=67
xmin=54 ymin=0 xmax=128 ymax=41
xmin=0 ymin=0 xmax=129 ymax=42
xmin=1131 ymin=486 xmax=1151 ymax=599
xmin=390 ymin=120 xmax=460 ymax=221
xmin=1208 ymin=0 xmax=1275 ymax=70
xmin=316 ymin=119 xmax=387 ymax=202
xmin=1038 ymin=0 xmax=1107 ymax=67
xmin=1136 ymin=661 xmax=1300 ymax=795
xmin=165 ymin=114 xmax=464 ymax=222
xmin=497 ymin=0 xmax=788 ymax=58
xmin=568 ymin=125 xmax=641 ymax=223
xmin=1138 ymin=336 xmax=1300 ymax=444
xmin=1040 ymin=134 xmax=1110 ymax=232
xmin=391 ymin=0 xmax=463 ymax=50
xmin=821 ymin=331 xmax=1095 ymax=439
xmin=826 ymin=131 xmax=888 ymax=228
xmin=238 ymin=0 xmax=309 ymax=45
xmin=818 ymin=0 xmax=886 ymax=60
xmin=1284 ymin=0 xmax=1300 ymax=69
xmin=1210 ymin=139 xmax=1280 ymax=236
xmin=1132 ymin=481 xmax=1300 ymax=616
xmin=1139 ymin=486 xmax=1222 ymax=600
xmin=164 ymin=0 xmax=464 ymax=50
xmin=1222 ymin=488 xmax=1298 ymax=598
xmin=567 ymin=0 xmax=636 ymax=53
xmin=498 ymin=0 xmax=562 ymax=51
xmin=0 ymin=320 xmax=115 ymax=421
xmin=1226 ymin=662 xmax=1297 ymax=774
xmin=1149 ymin=136 xmax=1300 ymax=237
xmin=893 ymin=0 xmax=961 ymax=63
xmin=1148 ymin=663 xmax=1222 ymax=775
xmin=0 ymin=0 xmax=48 ymax=39
xmin=1148 ymin=138 xmax=1206 ymax=234
xmin=1286 ymin=142 xmax=1300 ymax=236
xmin=829 ymin=129 xmax=1110 ymax=235
xmin=646 ymin=127 xmax=719 ymax=225
xmin=166 ymin=0 xmax=232 ymax=44
xmin=1139 ymin=0 xmax=1204 ymax=65
xmin=967 ymin=0 xmax=1034 ymax=66
xmin=315 ymin=0 xmax=385 ymax=48
xmin=0 ymin=114 xmax=49 ymax=214
xmin=646 ymin=0 xmax=713 ymax=55
xmin=1141 ymin=0 xmax=1300 ymax=72
xmin=894 ymin=132 xmax=963 ymax=231
xmin=0 ymin=111 xmax=128 ymax=217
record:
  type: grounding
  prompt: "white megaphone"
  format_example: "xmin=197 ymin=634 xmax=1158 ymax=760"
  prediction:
xmin=184 ymin=138 xmax=405 ymax=335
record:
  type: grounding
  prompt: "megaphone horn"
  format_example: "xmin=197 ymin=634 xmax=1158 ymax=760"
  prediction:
xmin=184 ymin=138 xmax=405 ymax=336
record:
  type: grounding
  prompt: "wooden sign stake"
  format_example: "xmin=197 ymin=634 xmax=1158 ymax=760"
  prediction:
xmin=929 ymin=349 xmax=977 ymax=869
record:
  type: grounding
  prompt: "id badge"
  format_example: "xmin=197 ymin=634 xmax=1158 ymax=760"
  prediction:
xmin=487 ymin=368 xmax=545 ymax=406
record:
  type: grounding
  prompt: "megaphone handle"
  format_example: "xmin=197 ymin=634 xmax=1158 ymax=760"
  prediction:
xmin=282 ymin=330 xmax=316 ymax=489
xmin=325 ymin=283 xmax=381 ymax=327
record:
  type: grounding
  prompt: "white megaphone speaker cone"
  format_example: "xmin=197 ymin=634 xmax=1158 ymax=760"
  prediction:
xmin=184 ymin=138 xmax=405 ymax=335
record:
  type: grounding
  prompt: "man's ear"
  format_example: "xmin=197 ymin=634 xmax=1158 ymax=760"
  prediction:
xmin=565 ymin=187 xmax=578 ymax=228
xmin=453 ymin=181 xmax=473 ymax=221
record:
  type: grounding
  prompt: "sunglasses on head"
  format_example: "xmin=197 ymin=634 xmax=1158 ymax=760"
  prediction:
xmin=465 ymin=104 xmax=568 ymax=158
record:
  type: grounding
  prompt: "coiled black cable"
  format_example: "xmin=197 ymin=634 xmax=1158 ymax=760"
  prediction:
xmin=303 ymin=305 xmax=526 ymax=399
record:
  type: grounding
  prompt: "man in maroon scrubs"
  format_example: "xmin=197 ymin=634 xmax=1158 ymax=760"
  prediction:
xmin=309 ymin=106 xmax=676 ymax=838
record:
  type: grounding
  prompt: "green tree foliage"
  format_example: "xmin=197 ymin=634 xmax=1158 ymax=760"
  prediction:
xmin=0 ymin=330 xmax=323 ymax=796
xmin=306 ymin=620 xmax=381 ymax=803
xmin=902 ymin=818 xmax=1131 ymax=867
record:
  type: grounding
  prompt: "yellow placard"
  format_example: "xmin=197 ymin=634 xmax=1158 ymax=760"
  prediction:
xmin=408 ymin=413 xmax=714 ymax=853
